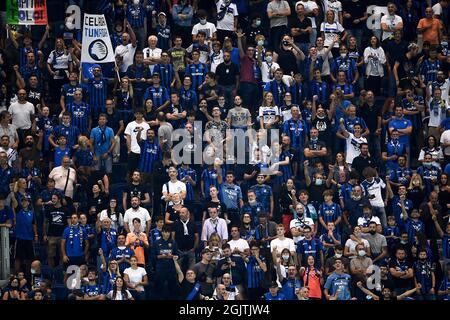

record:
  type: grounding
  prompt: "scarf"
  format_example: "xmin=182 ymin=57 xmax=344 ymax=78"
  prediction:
xmin=181 ymin=219 xmax=190 ymax=236
xmin=69 ymin=223 xmax=84 ymax=248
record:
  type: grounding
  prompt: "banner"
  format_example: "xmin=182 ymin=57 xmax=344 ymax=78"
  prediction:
xmin=81 ymin=14 xmax=115 ymax=64
xmin=81 ymin=63 xmax=97 ymax=80
xmin=7 ymin=0 xmax=48 ymax=25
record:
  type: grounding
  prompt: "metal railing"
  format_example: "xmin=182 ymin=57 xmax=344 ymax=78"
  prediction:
xmin=0 ymin=227 xmax=10 ymax=280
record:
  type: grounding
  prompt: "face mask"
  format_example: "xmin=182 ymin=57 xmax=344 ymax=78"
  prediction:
xmin=311 ymin=137 xmax=318 ymax=142
xmin=249 ymin=199 xmax=256 ymax=205
xmin=282 ymin=255 xmax=290 ymax=261
xmin=369 ymin=230 xmax=376 ymax=235
xmin=358 ymin=250 xmax=366 ymax=257
xmin=315 ymin=178 xmax=323 ymax=186
xmin=400 ymin=240 xmax=408 ymax=244
xmin=424 ymin=162 xmax=432 ymax=167
xmin=255 ymin=19 xmax=261 ymax=27
xmin=257 ymin=40 xmax=264 ymax=46
xmin=200 ymin=19 xmax=207 ymax=25
xmin=282 ymin=40 xmax=289 ymax=46
xmin=173 ymin=200 xmax=181 ymax=205
xmin=340 ymin=53 xmax=347 ymax=59
xmin=442 ymin=41 xmax=448 ymax=47
xmin=265 ymin=56 xmax=273 ymax=63
xmin=31 ymin=269 xmax=36 ymax=275
xmin=351 ymin=194 xmax=361 ymax=201
xmin=335 ymin=253 xmax=342 ymax=258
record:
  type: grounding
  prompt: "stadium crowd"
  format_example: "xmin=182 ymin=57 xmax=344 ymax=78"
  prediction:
xmin=0 ymin=0 xmax=449 ymax=301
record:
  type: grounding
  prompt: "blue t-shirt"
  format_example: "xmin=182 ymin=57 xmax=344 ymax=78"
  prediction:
xmin=90 ymin=126 xmax=115 ymax=157
xmin=63 ymin=224 xmax=88 ymax=257
xmin=388 ymin=117 xmax=412 ymax=146
xmin=324 ymin=272 xmax=352 ymax=300
xmin=15 ymin=209 xmax=35 ymax=240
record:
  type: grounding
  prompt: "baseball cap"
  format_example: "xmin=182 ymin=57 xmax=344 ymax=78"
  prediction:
xmin=158 ymin=12 xmax=166 ymax=17
xmin=270 ymin=281 xmax=279 ymax=288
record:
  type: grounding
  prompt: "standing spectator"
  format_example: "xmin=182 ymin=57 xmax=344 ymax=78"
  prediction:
xmin=48 ymin=156 xmax=76 ymax=200
xmin=267 ymin=0 xmax=291 ymax=51
xmin=172 ymin=0 xmax=194 ymax=47
xmin=324 ymin=259 xmax=353 ymax=300
xmin=90 ymin=114 xmax=115 ymax=174
xmin=381 ymin=2 xmax=404 ymax=42
xmin=215 ymin=0 xmax=239 ymax=43
xmin=417 ymin=7 xmax=443 ymax=46
xmin=115 ymin=22 xmax=138 ymax=75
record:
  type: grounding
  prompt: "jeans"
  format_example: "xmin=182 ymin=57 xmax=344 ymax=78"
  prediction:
xmin=372 ymin=206 xmax=387 ymax=228
xmin=239 ymin=82 xmax=261 ymax=113
xmin=178 ymin=250 xmax=196 ymax=273
xmin=219 ymin=84 xmax=236 ymax=107
xmin=347 ymin=28 xmax=364 ymax=49
xmin=367 ymin=133 xmax=381 ymax=161
xmin=94 ymin=155 xmax=113 ymax=173
xmin=310 ymin=28 xmax=317 ymax=47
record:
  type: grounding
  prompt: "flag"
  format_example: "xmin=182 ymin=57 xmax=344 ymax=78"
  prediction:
xmin=81 ymin=14 xmax=115 ymax=64
xmin=7 ymin=0 xmax=48 ymax=25
xmin=81 ymin=63 xmax=99 ymax=80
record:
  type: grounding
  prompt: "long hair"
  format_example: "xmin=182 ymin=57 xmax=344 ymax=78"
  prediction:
xmin=111 ymin=276 xmax=129 ymax=300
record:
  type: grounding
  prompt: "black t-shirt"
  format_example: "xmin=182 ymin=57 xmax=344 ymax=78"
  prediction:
xmin=180 ymin=279 xmax=201 ymax=300
xmin=204 ymin=200 xmax=227 ymax=220
xmin=383 ymin=39 xmax=408 ymax=68
xmin=311 ymin=116 xmax=332 ymax=145
xmin=166 ymin=205 xmax=182 ymax=223
xmin=87 ymin=192 xmax=108 ymax=213
xmin=124 ymin=183 xmax=148 ymax=206
xmin=276 ymin=48 xmax=299 ymax=76
xmin=105 ymin=110 xmax=123 ymax=134
xmin=173 ymin=219 xmax=197 ymax=251
xmin=358 ymin=103 xmax=382 ymax=133
xmin=215 ymin=62 xmax=240 ymax=86
xmin=389 ymin=258 xmax=414 ymax=289
xmin=244 ymin=26 xmax=266 ymax=47
xmin=288 ymin=16 xmax=312 ymax=44
xmin=45 ymin=205 xmax=70 ymax=237
xmin=26 ymin=86 xmax=43 ymax=111
xmin=304 ymin=139 xmax=327 ymax=166
xmin=394 ymin=53 xmax=419 ymax=81
xmin=342 ymin=1 xmax=367 ymax=29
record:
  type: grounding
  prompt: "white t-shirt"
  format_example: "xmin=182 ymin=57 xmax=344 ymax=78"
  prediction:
xmin=216 ymin=0 xmax=238 ymax=31
xmin=317 ymin=47 xmax=333 ymax=76
xmin=123 ymin=207 xmax=151 ymax=232
xmin=228 ymin=238 xmax=250 ymax=255
xmin=380 ymin=14 xmax=403 ymax=41
xmin=124 ymin=267 xmax=147 ymax=292
xmin=320 ymin=22 xmax=344 ymax=48
xmin=98 ymin=210 xmax=124 ymax=230
xmin=297 ymin=1 xmax=318 ymax=28
xmin=324 ymin=0 xmax=342 ymax=23
xmin=210 ymin=50 xmax=224 ymax=73
xmin=357 ymin=216 xmax=381 ymax=228
xmin=115 ymin=43 xmax=137 ymax=73
xmin=270 ymin=237 xmax=296 ymax=254
xmin=289 ymin=217 xmax=315 ymax=243
xmin=192 ymin=22 xmax=217 ymax=39
xmin=345 ymin=238 xmax=370 ymax=257
xmin=106 ymin=290 xmax=133 ymax=300
xmin=162 ymin=180 xmax=187 ymax=205
xmin=124 ymin=120 xmax=150 ymax=154
xmin=259 ymin=106 xmax=279 ymax=124
xmin=8 ymin=101 xmax=34 ymax=129
xmin=361 ymin=178 xmax=386 ymax=208
xmin=260 ymin=61 xmax=280 ymax=84
xmin=345 ymin=133 xmax=367 ymax=164
xmin=427 ymin=97 xmax=449 ymax=127
xmin=143 ymin=47 xmax=162 ymax=74
xmin=441 ymin=129 xmax=450 ymax=156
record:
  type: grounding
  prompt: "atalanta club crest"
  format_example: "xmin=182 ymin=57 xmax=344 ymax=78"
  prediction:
xmin=88 ymin=39 xmax=108 ymax=61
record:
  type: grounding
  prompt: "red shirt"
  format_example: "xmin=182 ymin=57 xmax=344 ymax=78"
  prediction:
xmin=240 ymin=56 xmax=258 ymax=84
